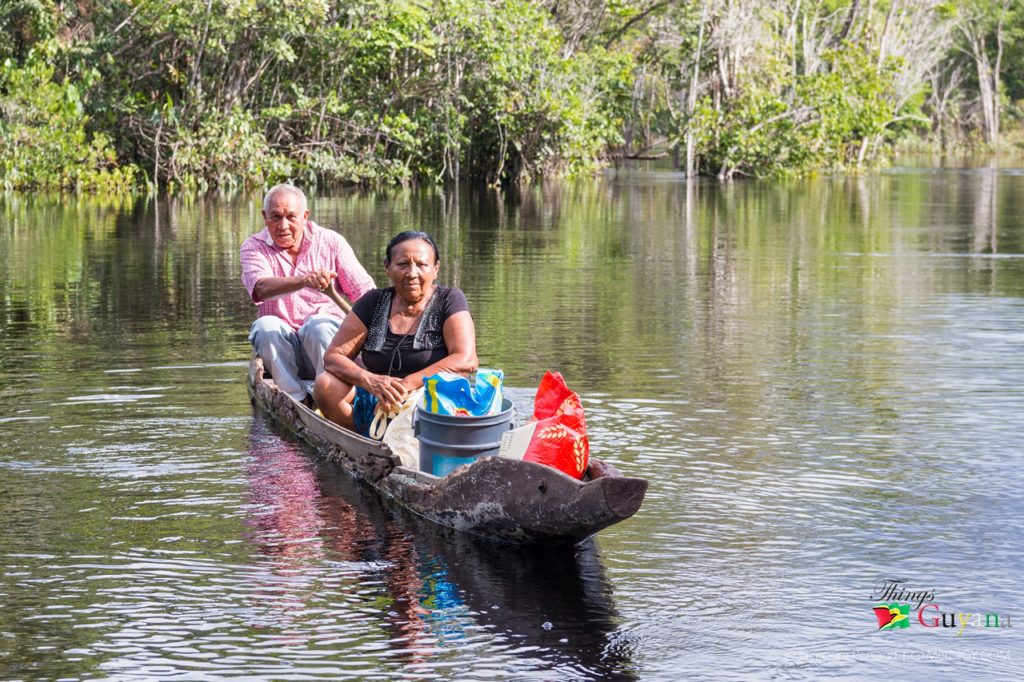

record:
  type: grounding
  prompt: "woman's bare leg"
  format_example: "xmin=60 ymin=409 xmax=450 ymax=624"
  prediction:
xmin=313 ymin=372 xmax=357 ymax=430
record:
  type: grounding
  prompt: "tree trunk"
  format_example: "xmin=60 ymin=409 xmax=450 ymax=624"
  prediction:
xmin=685 ymin=0 xmax=710 ymax=178
xmin=992 ymin=2 xmax=1007 ymax=149
xmin=959 ymin=1 xmax=1009 ymax=147
xmin=857 ymin=136 xmax=869 ymax=165
xmin=787 ymin=0 xmax=802 ymax=76
xmin=877 ymin=0 xmax=898 ymax=70
xmin=974 ymin=43 xmax=997 ymax=145
xmin=836 ymin=0 xmax=859 ymax=46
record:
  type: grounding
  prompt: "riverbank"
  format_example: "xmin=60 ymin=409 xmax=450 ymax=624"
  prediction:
xmin=3 ymin=1 xmax=1022 ymax=192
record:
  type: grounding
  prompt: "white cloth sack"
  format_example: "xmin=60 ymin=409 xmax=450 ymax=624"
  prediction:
xmin=376 ymin=388 xmax=424 ymax=469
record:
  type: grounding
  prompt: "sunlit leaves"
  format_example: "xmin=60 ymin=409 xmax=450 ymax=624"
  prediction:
xmin=0 ymin=58 xmax=138 ymax=190
xmin=4 ymin=0 xmax=1017 ymax=189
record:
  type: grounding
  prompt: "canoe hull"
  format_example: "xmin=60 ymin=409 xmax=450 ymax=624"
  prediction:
xmin=247 ymin=356 xmax=647 ymax=545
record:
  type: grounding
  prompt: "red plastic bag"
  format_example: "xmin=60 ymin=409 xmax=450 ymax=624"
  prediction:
xmin=521 ymin=372 xmax=589 ymax=479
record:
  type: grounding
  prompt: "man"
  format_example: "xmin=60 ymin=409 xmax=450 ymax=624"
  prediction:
xmin=241 ymin=184 xmax=375 ymax=401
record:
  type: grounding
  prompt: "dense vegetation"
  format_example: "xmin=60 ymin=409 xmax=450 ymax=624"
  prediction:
xmin=2 ymin=0 xmax=1022 ymax=191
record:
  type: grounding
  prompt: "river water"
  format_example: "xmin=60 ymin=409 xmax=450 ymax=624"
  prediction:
xmin=1 ymin=163 xmax=1022 ymax=679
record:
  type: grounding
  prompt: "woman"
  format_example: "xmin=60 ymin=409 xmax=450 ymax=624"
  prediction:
xmin=314 ymin=231 xmax=478 ymax=433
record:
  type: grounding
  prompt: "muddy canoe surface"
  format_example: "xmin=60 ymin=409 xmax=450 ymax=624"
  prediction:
xmin=247 ymin=356 xmax=647 ymax=545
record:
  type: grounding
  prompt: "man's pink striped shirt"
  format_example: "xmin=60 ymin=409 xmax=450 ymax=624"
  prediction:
xmin=240 ymin=221 xmax=375 ymax=329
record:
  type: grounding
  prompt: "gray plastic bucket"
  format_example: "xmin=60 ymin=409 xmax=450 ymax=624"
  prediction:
xmin=414 ymin=399 xmax=516 ymax=477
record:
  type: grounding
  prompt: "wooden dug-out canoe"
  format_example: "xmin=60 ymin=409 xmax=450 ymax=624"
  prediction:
xmin=247 ymin=356 xmax=648 ymax=545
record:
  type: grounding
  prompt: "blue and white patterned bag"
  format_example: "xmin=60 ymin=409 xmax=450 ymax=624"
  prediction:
xmin=420 ymin=369 xmax=504 ymax=416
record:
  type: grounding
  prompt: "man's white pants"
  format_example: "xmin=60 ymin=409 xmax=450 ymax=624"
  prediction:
xmin=248 ymin=314 xmax=340 ymax=401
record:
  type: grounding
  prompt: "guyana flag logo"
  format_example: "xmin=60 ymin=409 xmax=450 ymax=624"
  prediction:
xmin=873 ymin=603 xmax=910 ymax=630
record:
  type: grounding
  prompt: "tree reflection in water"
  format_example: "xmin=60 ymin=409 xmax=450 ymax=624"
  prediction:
xmin=244 ymin=416 xmax=635 ymax=677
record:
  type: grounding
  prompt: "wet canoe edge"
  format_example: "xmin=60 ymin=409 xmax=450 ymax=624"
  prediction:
xmin=246 ymin=356 xmax=647 ymax=545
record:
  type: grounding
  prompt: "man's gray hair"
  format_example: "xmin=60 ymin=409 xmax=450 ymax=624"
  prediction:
xmin=263 ymin=184 xmax=307 ymax=213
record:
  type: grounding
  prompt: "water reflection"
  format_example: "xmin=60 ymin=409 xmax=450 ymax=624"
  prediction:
xmin=244 ymin=416 xmax=632 ymax=678
xmin=244 ymin=429 xmax=329 ymax=621
xmin=3 ymin=163 xmax=1024 ymax=679
xmin=413 ymin=532 xmax=636 ymax=680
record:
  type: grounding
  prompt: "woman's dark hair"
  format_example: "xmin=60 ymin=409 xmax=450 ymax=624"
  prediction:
xmin=385 ymin=231 xmax=440 ymax=265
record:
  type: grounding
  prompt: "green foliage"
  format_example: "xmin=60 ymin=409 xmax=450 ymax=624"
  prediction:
xmin=463 ymin=2 xmax=633 ymax=180
xmin=1 ymin=0 xmax=1022 ymax=191
xmin=0 ymin=0 xmax=58 ymax=62
xmin=0 ymin=56 xmax=138 ymax=191
xmin=4 ymin=0 xmax=630 ymax=190
xmin=799 ymin=47 xmax=903 ymax=162
xmin=686 ymin=46 xmax=903 ymax=178
xmin=165 ymin=107 xmax=292 ymax=191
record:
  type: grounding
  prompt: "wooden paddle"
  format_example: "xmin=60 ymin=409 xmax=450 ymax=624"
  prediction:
xmin=302 ymin=270 xmax=353 ymax=314
xmin=321 ymin=281 xmax=353 ymax=314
